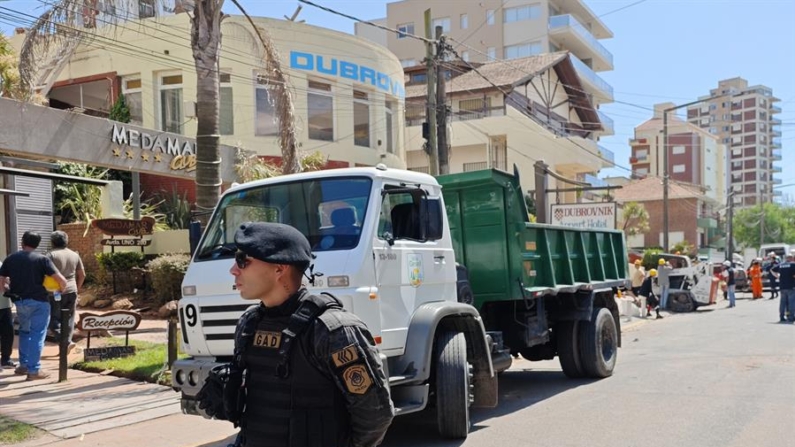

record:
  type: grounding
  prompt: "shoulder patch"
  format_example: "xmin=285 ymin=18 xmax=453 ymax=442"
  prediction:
xmin=331 ymin=344 xmax=359 ymax=368
xmin=253 ymin=330 xmax=281 ymax=349
xmin=342 ymin=364 xmax=373 ymax=395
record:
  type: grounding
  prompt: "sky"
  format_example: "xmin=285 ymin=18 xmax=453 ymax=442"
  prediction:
xmin=1 ymin=0 xmax=794 ymax=201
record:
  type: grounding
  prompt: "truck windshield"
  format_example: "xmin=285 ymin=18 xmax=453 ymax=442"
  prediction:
xmin=195 ymin=177 xmax=373 ymax=260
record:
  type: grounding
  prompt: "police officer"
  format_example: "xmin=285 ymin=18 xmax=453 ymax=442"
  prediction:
xmin=200 ymin=222 xmax=394 ymax=447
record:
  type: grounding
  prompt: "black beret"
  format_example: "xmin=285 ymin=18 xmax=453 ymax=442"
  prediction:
xmin=234 ymin=222 xmax=313 ymax=269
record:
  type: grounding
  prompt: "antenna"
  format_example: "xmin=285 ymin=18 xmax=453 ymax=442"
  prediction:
xmin=285 ymin=6 xmax=305 ymax=23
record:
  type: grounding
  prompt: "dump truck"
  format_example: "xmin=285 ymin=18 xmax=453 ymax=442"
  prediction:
xmin=172 ymin=165 xmax=629 ymax=438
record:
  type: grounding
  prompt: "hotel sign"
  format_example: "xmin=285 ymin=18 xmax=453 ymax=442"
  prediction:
xmin=110 ymin=124 xmax=197 ymax=173
xmin=290 ymin=51 xmax=405 ymax=98
xmin=551 ymin=203 xmax=618 ymax=229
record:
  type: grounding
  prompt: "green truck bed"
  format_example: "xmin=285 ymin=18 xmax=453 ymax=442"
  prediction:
xmin=438 ymin=169 xmax=629 ymax=310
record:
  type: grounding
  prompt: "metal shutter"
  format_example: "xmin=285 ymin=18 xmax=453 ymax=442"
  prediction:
xmin=10 ymin=176 xmax=54 ymax=253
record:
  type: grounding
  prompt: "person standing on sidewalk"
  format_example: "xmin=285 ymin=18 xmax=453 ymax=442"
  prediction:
xmin=46 ymin=231 xmax=85 ymax=353
xmin=0 ymin=231 xmax=67 ymax=380
xmin=198 ymin=222 xmax=394 ymax=447
xmin=722 ymin=261 xmax=737 ymax=308
xmin=1 ymin=261 xmax=16 ymax=369
xmin=767 ymin=255 xmax=780 ymax=300
xmin=777 ymin=253 xmax=795 ymax=323
xmin=747 ymin=258 xmax=764 ymax=300
xmin=631 ymin=259 xmax=645 ymax=296
xmin=657 ymin=258 xmax=672 ymax=310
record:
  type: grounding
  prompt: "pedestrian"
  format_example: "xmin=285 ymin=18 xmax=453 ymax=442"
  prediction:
xmin=631 ymin=259 xmax=645 ymax=296
xmin=767 ymin=255 xmax=780 ymax=300
xmin=747 ymin=258 xmax=763 ymax=299
xmin=777 ymin=252 xmax=795 ymax=323
xmin=197 ymin=222 xmax=394 ymax=447
xmin=639 ymin=268 xmax=662 ymax=319
xmin=722 ymin=260 xmax=737 ymax=308
xmin=1 ymin=261 xmax=16 ymax=369
xmin=0 ymin=231 xmax=67 ymax=380
xmin=657 ymin=258 xmax=672 ymax=310
xmin=46 ymin=231 xmax=85 ymax=353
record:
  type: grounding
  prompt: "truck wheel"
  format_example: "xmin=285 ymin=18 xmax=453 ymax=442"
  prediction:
xmin=556 ymin=321 xmax=585 ymax=378
xmin=669 ymin=291 xmax=695 ymax=313
xmin=578 ymin=307 xmax=618 ymax=378
xmin=435 ymin=331 xmax=471 ymax=439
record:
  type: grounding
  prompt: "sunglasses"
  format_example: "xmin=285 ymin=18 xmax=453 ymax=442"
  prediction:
xmin=235 ymin=250 xmax=251 ymax=269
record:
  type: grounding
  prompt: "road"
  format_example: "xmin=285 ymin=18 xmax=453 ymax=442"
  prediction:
xmin=381 ymin=295 xmax=795 ymax=447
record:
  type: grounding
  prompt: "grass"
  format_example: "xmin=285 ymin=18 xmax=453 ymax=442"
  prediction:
xmin=0 ymin=416 xmax=43 ymax=444
xmin=71 ymin=338 xmax=188 ymax=385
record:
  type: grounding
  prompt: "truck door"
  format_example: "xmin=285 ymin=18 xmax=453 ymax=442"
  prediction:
xmin=373 ymin=186 xmax=455 ymax=355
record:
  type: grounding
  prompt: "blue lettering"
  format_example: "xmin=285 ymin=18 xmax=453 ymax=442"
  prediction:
xmin=316 ymin=55 xmax=338 ymax=75
xmin=376 ymin=73 xmax=390 ymax=91
xmin=290 ymin=51 xmax=314 ymax=70
xmin=360 ymin=67 xmax=376 ymax=86
xmin=340 ymin=61 xmax=358 ymax=80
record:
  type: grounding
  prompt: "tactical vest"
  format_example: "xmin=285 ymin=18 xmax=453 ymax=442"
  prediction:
xmin=240 ymin=295 xmax=350 ymax=447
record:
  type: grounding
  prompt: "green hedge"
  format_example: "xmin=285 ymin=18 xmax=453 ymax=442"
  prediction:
xmin=147 ymin=253 xmax=191 ymax=304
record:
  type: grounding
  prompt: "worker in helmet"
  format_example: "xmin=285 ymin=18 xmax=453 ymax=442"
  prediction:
xmin=722 ymin=261 xmax=737 ymax=308
xmin=747 ymin=258 xmax=764 ymax=299
xmin=631 ymin=259 xmax=645 ymax=296
xmin=638 ymin=268 xmax=662 ymax=319
xmin=657 ymin=258 xmax=672 ymax=310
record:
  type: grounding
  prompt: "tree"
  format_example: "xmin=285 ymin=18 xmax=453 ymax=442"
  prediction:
xmin=234 ymin=149 xmax=325 ymax=184
xmin=18 ymin=1 xmax=299 ymax=224
xmin=108 ymin=93 xmax=131 ymax=124
xmin=0 ymin=33 xmax=23 ymax=99
xmin=620 ymin=202 xmax=650 ymax=236
xmin=733 ymin=203 xmax=795 ymax=248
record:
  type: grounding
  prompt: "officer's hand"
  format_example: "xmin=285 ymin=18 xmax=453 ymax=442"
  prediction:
xmin=196 ymin=365 xmax=230 ymax=420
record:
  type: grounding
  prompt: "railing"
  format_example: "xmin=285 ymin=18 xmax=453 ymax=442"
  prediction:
xmin=408 ymin=166 xmax=430 ymax=174
xmin=549 ymin=14 xmax=613 ymax=66
xmin=405 ymin=105 xmax=506 ymax=127
xmin=772 ymin=166 xmax=782 ymax=173
xmin=771 ymin=105 xmax=782 ymax=114
xmin=583 ymin=173 xmax=607 ymax=187
xmin=463 ymin=161 xmax=489 ymax=172
xmin=569 ymin=55 xmax=614 ymax=101
xmin=598 ymin=145 xmax=614 ymax=164
xmin=597 ymin=110 xmax=614 ymax=134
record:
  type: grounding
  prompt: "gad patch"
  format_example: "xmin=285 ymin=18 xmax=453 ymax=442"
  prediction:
xmin=331 ymin=345 xmax=360 ymax=368
xmin=253 ymin=330 xmax=281 ymax=349
xmin=342 ymin=364 xmax=373 ymax=395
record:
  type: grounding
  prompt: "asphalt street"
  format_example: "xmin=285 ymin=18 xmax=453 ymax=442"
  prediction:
xmin=381 ymin=295 xmax=795 ymax=447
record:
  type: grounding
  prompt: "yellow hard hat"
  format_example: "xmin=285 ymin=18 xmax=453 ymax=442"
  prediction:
xmin=42 ymin=275 xmax=59 ymax=292
xmin=658 ymin=258 xmax=666 ymax=265
xmin=649 ymin=269 xmax=658 ymax=277
xmin=634 ymin=259 xmax=642 ymax=265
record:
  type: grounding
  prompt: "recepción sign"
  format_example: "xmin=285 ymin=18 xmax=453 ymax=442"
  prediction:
xmin=551 ymin=203 xmax=617 ymax=229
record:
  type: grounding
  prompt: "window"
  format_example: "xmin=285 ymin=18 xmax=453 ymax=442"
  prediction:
xmin=255 ymin=74 xmax=278 ymax=136
xmin=460 ymin=14 xmax=468 ymax=29
xmin=122 ymin=77 xmax=143 ymax=126
xmin=308 ymin=81 xmax=334 ymax=141
xmin=353 ymin=91 xmax=370 ymax=148
xmin=219 ymin=73 xmax=234 ymax=135
xmin=673 ymin=164 xmax=685 ymax=173
xmin=504 ymin=3 xmax=541 ymax=22
xmin=635 ymin=168 xmax=648 ymax=176
xmin=672 ymin=145 xmax=685 ymax=155
xmin=432 ymin=17 xmax=451 ymax=32
xmin=400 ymin=59 xmax=417 ymax=68
xmin=159 ymin=73 xmax=183 ymax=134
xmin=635 ymin=149 xmax=648 ymax=160
xmin=139 ymin=0 xmax=155 ymax=19
xmin=486 ymin=9 xmax=495 ymax=25
xmin=411 ymin=73 xmax=427 ymax=83
xmin=505 ymin=42 xmax=542 ymax=59
xmin=378 ymin=189 xmax=443 ymax=242
xmin=385 ymin=101 xmax=395 ymax=154
xmin=397 ymin=23 xmax=414 ymax=39
xmin=487 ymin=47 xmax=496 ymax=60
xmin=461 ymin=51 xmax=470 ymax=62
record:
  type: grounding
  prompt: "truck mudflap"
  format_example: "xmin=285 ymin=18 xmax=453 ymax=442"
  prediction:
xmin=389 ymin=301 xmax=497 ymax=408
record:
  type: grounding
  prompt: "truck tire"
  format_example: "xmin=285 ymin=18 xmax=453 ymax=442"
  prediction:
xmin=578 ymin=307 xmax=618 ymax=378
xmin=669 ymin=291 xmax=695 ymax=313
xmin=556 ymin=321 xmax=585 ymax=378
xmin=435 ymin=331 xmax=471 ymax=439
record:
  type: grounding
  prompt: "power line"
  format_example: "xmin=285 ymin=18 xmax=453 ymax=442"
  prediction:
xmin=598 ymin=0 xmax=649 ymax=18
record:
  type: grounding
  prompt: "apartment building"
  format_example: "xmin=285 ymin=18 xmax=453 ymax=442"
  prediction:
xmin=629 ymin=103 xmax=727 ymax=206
xmin=355 ymin=0 xmax=615 ymax=136
xmin=686 ymin=77 xmax=782 ymax=208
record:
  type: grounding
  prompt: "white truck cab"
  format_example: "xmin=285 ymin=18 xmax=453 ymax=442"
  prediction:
xmin=173 ymin=166 xmax=499 ymax=439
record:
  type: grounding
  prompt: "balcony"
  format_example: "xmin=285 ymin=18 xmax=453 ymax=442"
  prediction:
xmin=773 ymin=190 xmax=783 ymax=197
xmin=598 ymin=144 xmax=614 ymax=165
xmin=773 ymin=178 xmax=783 ymax=185
xmin=583 ymin=173 xmax=607 ymax=187
xmin=772 ymin=136 xmax=782 ymax=146
xmin=771 ymin=117 xmax=781 ymax=125
xmin=549 ymin=14 xmax=614 ymax=71
xmin=405 ymin=105 xmax=506 ymax=127
xmin=772 ymin=149 xmax=782 ymax=160
xmin=773 ymin=166 xmax=782 ymax=173
xmin=771 ymin=105 xmax=782 ymax=114
xmin=772 ymin=129 xmax=782 ymax=137
xmin=596 ymin=110 xmax=614 ymax=135
xmin=569 ymin=55 xmax=614 ymax=103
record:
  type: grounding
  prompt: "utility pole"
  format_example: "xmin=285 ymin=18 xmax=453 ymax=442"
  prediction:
xmin=534 ymin=160 xmax=550 ymax=223
xmin=760 ymin=191 xmax=765 ymax=246
xmin=435 ymin=25 xmax=450 ymax=175
xmin=726 ymin=191 xmax=735 ymax=262
xmin=423 ymin=9 xmax=439 ymax=176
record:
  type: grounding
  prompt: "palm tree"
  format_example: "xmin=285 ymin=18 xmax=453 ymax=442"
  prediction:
xmin=620 ymin=202 xmax=650 ymax=237
xmin=17 ymin=0 xmax=299 ymax=223
xmin=1 ymin=33 xmax=23 ymax=99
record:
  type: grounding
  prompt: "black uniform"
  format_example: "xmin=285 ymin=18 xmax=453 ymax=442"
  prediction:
xmin=235 ymin=290 xmax=393 ymax=447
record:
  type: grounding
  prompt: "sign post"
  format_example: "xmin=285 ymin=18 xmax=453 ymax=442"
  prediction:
xmin=77 ymin=311 xmax=143 ymax=362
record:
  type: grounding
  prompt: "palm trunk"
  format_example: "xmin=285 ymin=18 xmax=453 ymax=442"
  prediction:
xmin=191 ymin=0 xmax=224 ymax=224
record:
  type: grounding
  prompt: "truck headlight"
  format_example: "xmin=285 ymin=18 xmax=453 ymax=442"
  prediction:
xmin=182 ymin=285 xmax=197 ymax=296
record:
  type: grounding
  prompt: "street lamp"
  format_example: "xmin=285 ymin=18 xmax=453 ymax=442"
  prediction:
xmin=662 ymin=92 xmax=742 ymax=251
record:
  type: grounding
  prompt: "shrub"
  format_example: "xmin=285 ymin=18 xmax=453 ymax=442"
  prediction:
xmin=147 ymin=253 xmax=191 ymax=304
xmin=96 ymin=251 xmax=146 ymax=272
xmin=641 ymin=248 xmax=663 ymax=270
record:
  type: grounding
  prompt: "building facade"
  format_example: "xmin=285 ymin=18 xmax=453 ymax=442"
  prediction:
xmin=356 ymin=0 xmax=615 ymax=137
xmin=402 ymin=52 xmax=613 ymax=208
xmin=686 ymin=77 xmax=782 ymax=208
xmin=629 ymin=103 xmax=727 ymax=206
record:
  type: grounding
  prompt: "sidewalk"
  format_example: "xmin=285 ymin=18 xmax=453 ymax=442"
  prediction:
xmin=2 ymin=310 xmax=653 ymax=447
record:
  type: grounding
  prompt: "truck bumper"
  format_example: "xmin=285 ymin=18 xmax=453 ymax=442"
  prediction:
xmin=172 ymin=358 xmax=226 ymax=416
